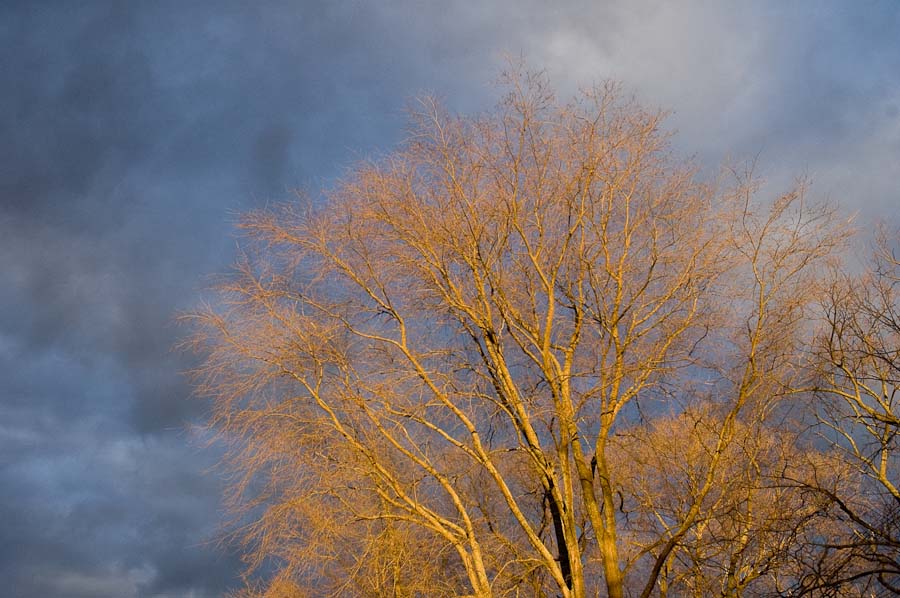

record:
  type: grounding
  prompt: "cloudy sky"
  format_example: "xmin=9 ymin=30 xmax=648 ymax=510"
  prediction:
xmin=1 ymin=2 xmax=898 ymax=596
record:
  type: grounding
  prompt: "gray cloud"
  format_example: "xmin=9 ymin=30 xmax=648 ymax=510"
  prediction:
xmin=1 ymin=1 xmax=897 ymax=596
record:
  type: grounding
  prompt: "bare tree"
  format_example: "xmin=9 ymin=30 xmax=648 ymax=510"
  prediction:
xmin=789 ymin=230 xmax=900 ymax=595
xmin=188 ymin=72 xmax=843 ymax=597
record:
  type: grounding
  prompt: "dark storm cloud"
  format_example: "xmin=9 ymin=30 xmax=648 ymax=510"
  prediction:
xmin=0 ymin=2 xmax=501 ymax=595
xmin=1 ymin=1 xmax=897 ymax=596
xmin=0 ymin=418 xmax=239 ymax=598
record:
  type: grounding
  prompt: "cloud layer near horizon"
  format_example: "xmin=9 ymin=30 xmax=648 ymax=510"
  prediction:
xmin=1 ymin=2 xmax=897 ymax=595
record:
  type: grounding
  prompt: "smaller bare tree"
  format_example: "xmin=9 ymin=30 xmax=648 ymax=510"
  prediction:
xmin=795 ymin=230 xmax=900 ymax=595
